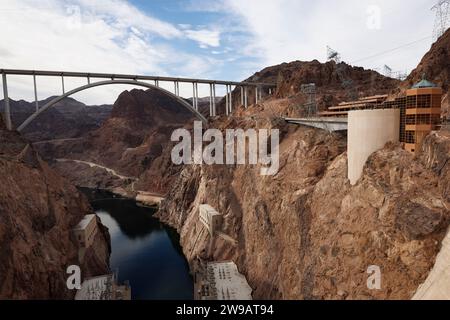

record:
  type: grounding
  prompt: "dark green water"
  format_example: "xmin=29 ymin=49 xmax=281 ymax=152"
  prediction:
xmin=85 ymin=189 xmax=193 ymax=300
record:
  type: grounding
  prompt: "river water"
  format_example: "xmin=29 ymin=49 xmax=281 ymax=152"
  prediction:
xmin=87 ymin=190 xmax=193 ymax=300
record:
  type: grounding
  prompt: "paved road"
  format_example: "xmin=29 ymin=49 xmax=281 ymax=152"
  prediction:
xmin=55 ymin=158 xmax=137 ymax=181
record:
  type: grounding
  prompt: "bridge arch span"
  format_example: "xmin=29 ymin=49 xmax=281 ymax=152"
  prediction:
xmin=17 ymin=79 xmax=208 ymax=132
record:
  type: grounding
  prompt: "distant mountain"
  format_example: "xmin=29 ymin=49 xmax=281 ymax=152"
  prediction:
xmin=216 ymin=59 xmax=400 ymax=116
xmin=0 ymin=97 xmax=112 ymax=141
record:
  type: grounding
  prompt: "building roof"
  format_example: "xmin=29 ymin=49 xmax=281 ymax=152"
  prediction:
xmin=74 ymin=214 xmax=96 ymax=231
xmin=200 ymin=204 xmax=221 ymax=217
xmin=411 ymin=78 xmax=438 ymax=89
xmin=206 ymin=261 xmax=252 ymax=300
xmin=75 ymin=274 xmax=114 ymax=300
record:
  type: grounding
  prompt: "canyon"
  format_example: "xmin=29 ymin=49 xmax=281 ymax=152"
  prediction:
xmin=1 ymin=30 xmax=450 ymax=300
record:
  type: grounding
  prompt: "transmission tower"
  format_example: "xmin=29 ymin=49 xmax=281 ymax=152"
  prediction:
xmin=432 ymin=0 xmax=450 ymax=41
xmin=300 ymin=83 xmax=317 ymax=117
xmin=326 ymin=46 xmax=358 ymax=101
xmin=327 ymin=46 xmax=341 ymax=63
xmin=383 ymin=65 xmax=392 ymax=78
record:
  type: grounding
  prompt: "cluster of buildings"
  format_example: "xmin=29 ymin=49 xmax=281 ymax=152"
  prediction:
xmin=320 ymin=77 xmax=444 ymax=154
xmin=74 ymin=273 xmax=131 ymax=300
xmin=194 ymin=261 xmax=253 ymax=300
xmin=72 ymin=214 xmax=131 ymax=300
xmin=195 ymin=204 xmax=252 ymax=300
xmin=316 ymin=78 xmax=445 ymax=185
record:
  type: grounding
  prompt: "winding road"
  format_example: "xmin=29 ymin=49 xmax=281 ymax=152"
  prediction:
xmin=55 ymin=158 xmax=137 ymax=181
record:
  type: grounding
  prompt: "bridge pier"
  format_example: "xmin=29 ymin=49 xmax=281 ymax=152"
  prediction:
xmin=255 ymin=86 xmax=259 ymax=104
xmin=207 ymin=83 xmax=221 ymax=116
xmin=192 ymin=82 xmax=199 ymax=111
xmin=212 ymin=83 xmax=217 ymax=116
xmin=225 ymin=85 xmax=229 ymax=115
xmin=33 ymin=74 xmax=39 ymax=111
xmin=61 ymin=75 xmax=65 ymax=94
xmin=244 ymin=86 xmax=248 ymax=109
xmin=174 ymin=81 xmax=179 ymax=96
xmin=1 ymin=73 xmax=12 ymax=130
xmin=228 ymin=85 xmax=233 ymax=113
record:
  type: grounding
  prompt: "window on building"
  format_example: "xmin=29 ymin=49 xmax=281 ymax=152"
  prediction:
xmin=405 ymin=131 xmax=415 ymax=143
xmin=417 ymin=95 xmax=431 ymax=108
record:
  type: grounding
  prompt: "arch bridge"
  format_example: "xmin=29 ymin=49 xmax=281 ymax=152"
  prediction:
xmin=0 ymin=69 xmax=276 ymax=131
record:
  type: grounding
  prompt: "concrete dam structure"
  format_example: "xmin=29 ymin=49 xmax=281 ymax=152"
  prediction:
xmin=347 ymin=109 xmax=400 ymax=185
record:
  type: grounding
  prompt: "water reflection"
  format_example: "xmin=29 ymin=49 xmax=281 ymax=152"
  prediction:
xmin=87 ymin=190 xmax=193 ymax=300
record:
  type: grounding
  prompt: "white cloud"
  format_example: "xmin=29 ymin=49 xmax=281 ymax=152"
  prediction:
xmin=0 ymin=0 xmax=440 ymax=108
xmin=220 ymin=0 xmax=436 ymax=74
xmin=184 ymin=29 xmax=221 ymax=48
xmin=0 ymin=0 xmax=223 ymax=104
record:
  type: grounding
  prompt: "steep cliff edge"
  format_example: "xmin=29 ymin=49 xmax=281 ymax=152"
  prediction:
xmin=0 ymin=117 xmax=110 ymax=299
xmin=157 ymin=99 xmax=450 ymax=300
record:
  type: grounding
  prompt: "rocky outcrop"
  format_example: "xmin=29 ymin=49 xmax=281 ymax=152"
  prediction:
xmin=0 ymin=120 xmax=110 ymax=299
xmin=217 ymin=59 xmax=400 ymax=116
xmin=35 ymin=89 xmax=193 ymax=195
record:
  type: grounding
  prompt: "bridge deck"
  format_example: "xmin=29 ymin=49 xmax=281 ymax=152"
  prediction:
xmin=0 ymin=69 xmax=276 ymax=87
xmin=284 ymin=117 xmax=348 ymax=132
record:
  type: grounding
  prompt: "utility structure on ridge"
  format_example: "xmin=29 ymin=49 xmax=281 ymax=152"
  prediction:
xmin=432 ymin=0 xmax=450 ymax=41
xmin=0 ymin=69 xmax=276 ymax=132
xmin=300 ymin=83 xmax=317 ymax=118
xmin=327 ymin=46 xmax=357 ymax=101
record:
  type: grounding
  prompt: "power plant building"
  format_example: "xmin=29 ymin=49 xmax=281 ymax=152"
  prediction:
xmin=316 ymin=77 xmax=443 ymax=184
xmin=73 ymin=214 xmax=97 ymax=248
xmin=199 ymin=204 xmax=222 ymax=236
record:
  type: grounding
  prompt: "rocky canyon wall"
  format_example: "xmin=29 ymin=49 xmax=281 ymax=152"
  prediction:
xmin=0 ymin=119 xmax=110 ymax=299
xmin=157 ymin=100 xmax=450 ymax=300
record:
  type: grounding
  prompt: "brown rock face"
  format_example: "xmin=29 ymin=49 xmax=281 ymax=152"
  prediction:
xmin=0 ymin=123 xmax=110 ymax=299
xmin=35 ymin=88 xmax=194 ymax=194
xmin=156 ymin=97 xmax=450 ymax=300
xmin=217 ymin=59 xmax=399 ymax=115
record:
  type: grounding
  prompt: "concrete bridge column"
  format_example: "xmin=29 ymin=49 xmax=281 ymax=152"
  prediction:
xmin=212 ymin=83 xmax=217 ymax=116
xmin=192 ymin=82 xmax=199 ymax=111
xmin=196 ymin=83 xmax=199 ymax=110
xmin=244 ymin=86 xmax=248 ymax=109
xmin=240 ymin=86 xmax=244 ymax=106
xmin=229 ymin=85 xmax=233 ymax=113
xmin=209 ymin=83 xmax=213 ymax=117
xmin=33 ymin=74 xmax=39 ymax=112
xmin=225 ymin=85 xmax=229 ymax=116
xmin=1 ymin=73 xmax=12 ymax=130
xmin=174 ymin=81 xmax=178 ymax=96
xmin=255 ymin=86 xmax=259 ymax=104
xmin=61 ymin=75 xmax=65 ymax=94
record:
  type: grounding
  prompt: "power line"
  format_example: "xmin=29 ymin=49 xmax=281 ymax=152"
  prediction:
xmin=350 ymin=36 xmax=432 ymax=64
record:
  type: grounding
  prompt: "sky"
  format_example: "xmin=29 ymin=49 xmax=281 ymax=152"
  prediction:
xmin=0 ymin=0 xmax=440 ymax=105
